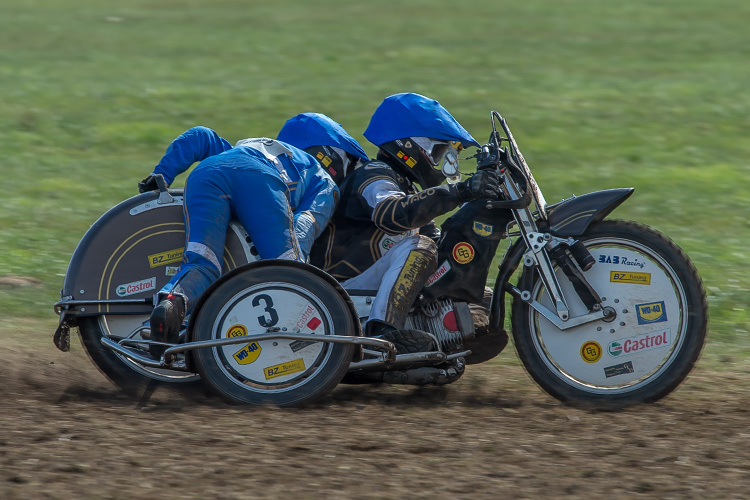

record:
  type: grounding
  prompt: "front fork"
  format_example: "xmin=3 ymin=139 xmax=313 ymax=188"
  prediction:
xmin=502 ymin=175 xmax=615 ymax=331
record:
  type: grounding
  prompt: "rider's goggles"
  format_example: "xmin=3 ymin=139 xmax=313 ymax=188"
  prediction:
xmin=413 ymin=137 xmax=464 ymax=182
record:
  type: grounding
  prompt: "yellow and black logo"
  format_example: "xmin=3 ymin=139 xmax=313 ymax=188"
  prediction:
xmin=452 ymin=242 xmax=475 ymax=264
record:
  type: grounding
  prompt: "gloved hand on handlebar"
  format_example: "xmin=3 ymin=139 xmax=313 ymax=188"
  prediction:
xmin=138 ymin=173 xmax=163 ymax=193
xmin=455 ymin=169 xmax=502 ymax=202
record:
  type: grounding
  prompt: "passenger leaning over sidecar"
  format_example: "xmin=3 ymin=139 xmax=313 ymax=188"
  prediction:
xmin=308 ymin=93 xmax=502 ymax=353
xmin=138 ymin=116 xmax=367 ymax=357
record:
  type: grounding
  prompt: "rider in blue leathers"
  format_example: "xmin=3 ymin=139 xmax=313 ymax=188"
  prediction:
xmin=139 ymin=115 xmax=367 ymax=355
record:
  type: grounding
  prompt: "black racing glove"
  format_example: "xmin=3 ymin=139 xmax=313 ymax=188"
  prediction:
xmin=455 ymin=169 xmax=502 ymax=202
xmin=138 ymin=173 xmax=161 ymax=193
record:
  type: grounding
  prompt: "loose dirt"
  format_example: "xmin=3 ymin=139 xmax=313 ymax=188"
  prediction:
xmin=1 ymin=322 xmax=748 ymax=500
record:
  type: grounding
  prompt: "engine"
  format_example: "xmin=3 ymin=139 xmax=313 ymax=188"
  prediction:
xmin=405 ymin=299 xmax=476 ymax=352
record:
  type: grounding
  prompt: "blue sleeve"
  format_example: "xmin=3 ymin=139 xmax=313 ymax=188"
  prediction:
xmin=152 ymin=126 xmax=233 ymax=185
xmin=290 ymin=151 xmax=338 ymax=260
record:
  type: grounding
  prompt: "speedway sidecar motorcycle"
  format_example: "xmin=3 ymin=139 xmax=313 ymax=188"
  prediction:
xmin=53 ymin=111 xmax=707 ymax=408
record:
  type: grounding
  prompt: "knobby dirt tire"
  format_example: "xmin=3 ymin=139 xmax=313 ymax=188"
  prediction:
xmin=191 ymin=265 xmax=356 ymax=407
xmin=511 ymin=220 xmax=708 ymax=409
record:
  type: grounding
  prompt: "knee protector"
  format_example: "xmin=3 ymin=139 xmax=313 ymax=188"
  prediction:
xmin=384 ymin=235 xmax=438 ymax=328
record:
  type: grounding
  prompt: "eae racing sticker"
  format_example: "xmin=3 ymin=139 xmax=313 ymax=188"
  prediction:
xmin=608 ymin=328 xmax=671 ymax=357
xmin=116 ymin=277 xmax=156 ymax=297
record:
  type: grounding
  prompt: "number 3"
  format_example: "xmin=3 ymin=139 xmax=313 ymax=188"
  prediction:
xmin=252 ymin=294 xmax=279 ymax=327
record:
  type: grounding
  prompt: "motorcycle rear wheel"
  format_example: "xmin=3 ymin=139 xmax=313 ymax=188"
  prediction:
xmin=78 ymin=315 xmax=200 ymax=396
xmin=511 ymin=220 xmax=707 ymax=408
xmin=191 ymin=264 xmax=356 ymax=407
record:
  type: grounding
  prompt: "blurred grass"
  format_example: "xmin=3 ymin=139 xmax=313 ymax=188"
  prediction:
xmin=1 ymin=0 xmax=748 ymax=360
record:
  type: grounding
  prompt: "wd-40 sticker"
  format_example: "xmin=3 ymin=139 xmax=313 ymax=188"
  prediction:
xmin=227 ymin=324 xmax=262 ymax=365
xmin=116 ymin=277 xmax=156 ymax=297
xmin=425 ymin=260 xmax=451 ymax=287
xmin=608 ymin=328 xmax=671 ymax=357
xmin=148 ymin=248 xmax=184 ymax=268
xmin=610 ymin=271 xmax=651 ymax=285
xmin=598 ymin=254 xmax=646 ymax=269
xmin=264 ymin=358 xmax=306 ymax=380
xmin=636 ymin=301 xmax=667 ymax=325
xmin=233 ymin=342 xmax=262 ymax=365
xmin=472 ymin=221 xmax=493 ymax=237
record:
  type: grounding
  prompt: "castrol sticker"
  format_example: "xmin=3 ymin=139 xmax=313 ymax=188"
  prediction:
xmin=425 ymin=260 xmax=451 ymax=287
xmin=115 ymin=277 xmax=156 ymax=297
xmin=452 ymin=242 xmax=475 ymax=264
xmin=608 ymin=328 xmax=671 ymax=357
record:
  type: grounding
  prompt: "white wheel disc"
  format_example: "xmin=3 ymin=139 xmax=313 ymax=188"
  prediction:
xmin=210 ymin=282 xmax=334 ymax=392
xmin=530 ymin=238 xmax=687 ymax=394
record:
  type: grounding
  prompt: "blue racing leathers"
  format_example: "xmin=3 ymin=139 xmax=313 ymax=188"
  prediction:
xmin=150 ymin=126 xmax=338 ymax=311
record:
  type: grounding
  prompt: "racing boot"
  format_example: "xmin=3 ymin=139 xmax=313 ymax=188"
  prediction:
xmin=149 ymin=293 xmax=186 ymax=360
xmin=366 ymin=319 xmax=435 ymax=354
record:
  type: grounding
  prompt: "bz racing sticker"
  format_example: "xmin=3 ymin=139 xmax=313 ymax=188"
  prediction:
xmin=264 ymin=358 xmax=306 ymax=380
xmin=452 ymin=242 xmax=475 ymax=264
xmin=610 ymin=271 xmax=651 ymax=285
xmin=147 ymin=247 xmax=184 ymax=268
xmin=580 ymin=341 xmax=602 ymax=363
xmin=636 ymin=301 xmax=667 ymax=325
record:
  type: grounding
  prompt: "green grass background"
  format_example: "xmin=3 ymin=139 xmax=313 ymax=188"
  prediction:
xmin=1 ymin=0 xmax=748 ymax=366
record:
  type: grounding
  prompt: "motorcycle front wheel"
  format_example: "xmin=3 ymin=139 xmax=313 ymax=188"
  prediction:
xmin=511 ymin=220 xmax=708 ymax=408
xmin=191 ymin=264 xmax=356 ymax=407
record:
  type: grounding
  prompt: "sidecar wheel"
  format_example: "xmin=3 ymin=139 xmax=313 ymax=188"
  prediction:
xmin=511 ymin=220 xmax=708 ymax=408
xmin=191 ymin=264 xmax=356 ymax=407
xmin=78 ymin=315 xmax=201 ymax=396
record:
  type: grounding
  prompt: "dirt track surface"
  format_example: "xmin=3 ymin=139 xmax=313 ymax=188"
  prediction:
xmin=2 ymin=326 xmax=749 ymax=500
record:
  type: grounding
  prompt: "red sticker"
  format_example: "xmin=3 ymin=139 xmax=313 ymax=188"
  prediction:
xmin=306 ymin=317 xmax=322 ymax=331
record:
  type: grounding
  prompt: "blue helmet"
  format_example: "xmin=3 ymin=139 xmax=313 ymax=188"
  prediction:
xmin=363 ymin=93 xmax=479 ymax=188
xmin=278 ymin=113 xmax=368 ymax=185
xmin=363 ymin=93 xmax=479 ymax=148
